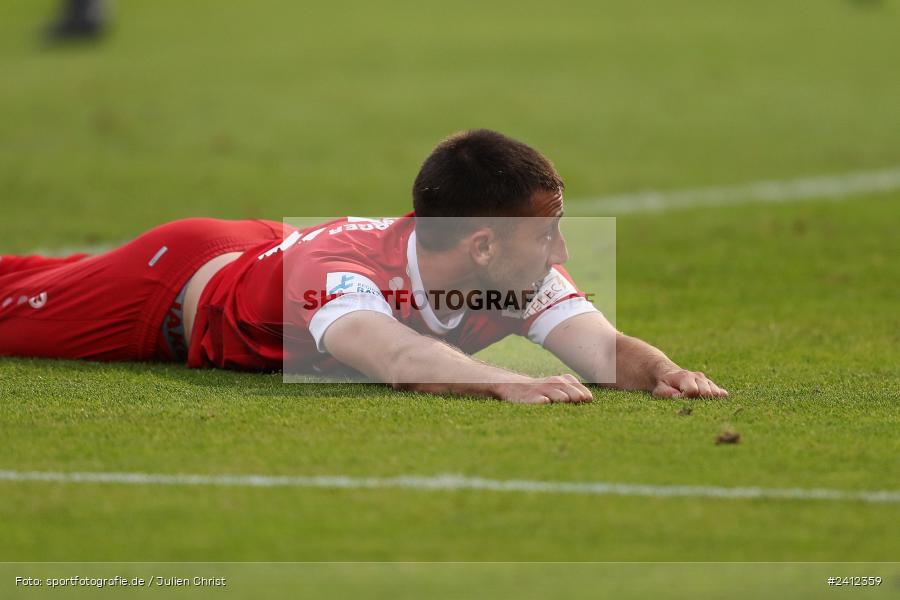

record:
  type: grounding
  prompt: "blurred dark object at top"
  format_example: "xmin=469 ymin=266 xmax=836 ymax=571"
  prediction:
xmin=45 ymin=0 xmax=109 ymax=42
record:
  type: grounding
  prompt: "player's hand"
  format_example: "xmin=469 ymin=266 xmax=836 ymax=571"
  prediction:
xmin=653 ymin=369 xmax=728 ymax=398
xmin=495 ymin=374 xmax=593 ymax=404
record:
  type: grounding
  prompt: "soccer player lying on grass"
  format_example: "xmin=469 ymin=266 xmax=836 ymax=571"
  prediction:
xmin=0 ymin=129 xmax=727 ymax=404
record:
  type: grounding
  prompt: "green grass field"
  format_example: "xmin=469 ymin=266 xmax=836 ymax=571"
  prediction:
xmin=1 ymin=0 xmax=899 ymax=597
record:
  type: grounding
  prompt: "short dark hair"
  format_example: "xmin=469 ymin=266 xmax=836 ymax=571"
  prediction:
xmin=412 ymin=129 xmax=564 ymax=249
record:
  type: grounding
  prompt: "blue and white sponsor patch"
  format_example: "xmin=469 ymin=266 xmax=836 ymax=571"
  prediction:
xmin=325 ymin=272 xmax=384 ymax=298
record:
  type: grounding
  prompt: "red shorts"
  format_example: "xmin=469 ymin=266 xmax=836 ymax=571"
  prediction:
xmin=0 ymin=218 xmax=283 ymax=362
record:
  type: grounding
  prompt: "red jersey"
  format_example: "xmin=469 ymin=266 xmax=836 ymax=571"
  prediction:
xmin=187 ymin=213 xmax=597 ymax=373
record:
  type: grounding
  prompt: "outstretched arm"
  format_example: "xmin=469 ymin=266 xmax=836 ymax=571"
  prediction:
xmin=322 ymin=311 xmax=594 ymax=404
xmin=542 ymin=312 xmax=729 ymax=398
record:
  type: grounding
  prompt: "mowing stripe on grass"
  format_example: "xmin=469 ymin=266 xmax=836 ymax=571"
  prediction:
xmin=1 ymin=470 xmax=898 ymax=504
xmin=569 ymin=166 xmax=900 ymax=215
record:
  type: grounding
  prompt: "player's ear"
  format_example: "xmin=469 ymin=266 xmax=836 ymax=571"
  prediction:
xmin=466 ymin=227 xmax=496 ymax=267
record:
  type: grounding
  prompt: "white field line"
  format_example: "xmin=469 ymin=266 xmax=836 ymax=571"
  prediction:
xmin=18 ymin=167 xmax=900 ymax=256
xmin=1 ymin=470 xmax=898 ymax=504
xmin=568 ymin=166 xmax=900 ymax=215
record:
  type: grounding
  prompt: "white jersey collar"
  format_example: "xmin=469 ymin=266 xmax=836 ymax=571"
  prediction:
xmin=407 ymin=230 xmax=466 ymax=335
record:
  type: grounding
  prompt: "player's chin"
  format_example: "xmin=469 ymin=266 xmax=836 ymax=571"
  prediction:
xmin=530 ymin=269 xmax=552 ymax=289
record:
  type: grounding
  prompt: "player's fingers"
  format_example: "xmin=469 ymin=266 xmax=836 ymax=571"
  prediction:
xmin=528 ymin=395 xmax=553 ymax=405
xmin=559 ymin=374 xmax=593 ymax=402
xmin=653 ymin=381 xmax=683 ymax=399
xmin=499 ymin=384 xmax=549 ymax=404
xmin=509 ymin=393 xmax=552 ymax=405
xmin=695 ymin=377 xmax=713 ymax=397
xmin=710 ymin=382 xmax=729 ymax=397
xmin=540 ymin=385 xmax=571 ymax=403
xmin=678 ymin=376 xmax=700 ymax=397
xmin=556 ymin=382 xmax=592 ymax=403
xmin=540 ymin=377 xmax=591 ymax=403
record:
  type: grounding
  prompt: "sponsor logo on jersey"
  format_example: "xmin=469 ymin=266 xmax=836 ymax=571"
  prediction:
xmin=328 ymin=218 xmax=396 ymax=235
xmin=325 ymin=272 xmax=383 ymax=297
xmin=522 ymin=268 xmax=577 ymax=319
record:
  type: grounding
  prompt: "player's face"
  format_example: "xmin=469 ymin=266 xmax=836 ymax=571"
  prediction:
xmin=482 ymin=190 xmax=569 ymax=296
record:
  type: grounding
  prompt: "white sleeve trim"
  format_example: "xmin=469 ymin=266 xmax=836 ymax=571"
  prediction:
xmin=526 ymin=297 xmax=599 ymax=346
xmin=308 ymin=293 xmax=395 ymax=353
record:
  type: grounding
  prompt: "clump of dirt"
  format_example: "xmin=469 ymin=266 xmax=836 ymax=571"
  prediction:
xmin=716 ymin=430 xmax=741 ymax=445
xmin=677 ymin=405 xmax=692 ymax=417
